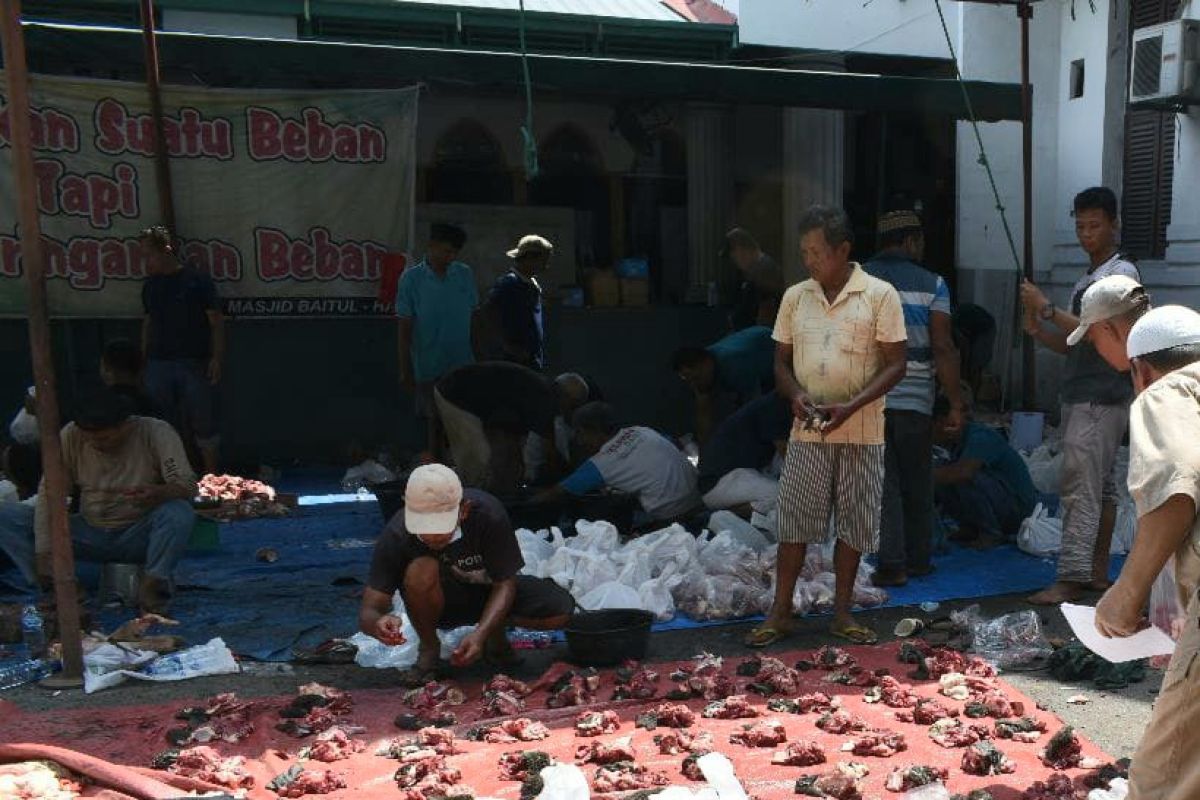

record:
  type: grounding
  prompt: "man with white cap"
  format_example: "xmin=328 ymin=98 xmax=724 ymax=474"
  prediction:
xmin=1065 ymin=274 xmax=1151 ymax=372
xmin=1093 ymin=305 xmax=1200 ymax=800
xmin=485 ymin=235 xmax=553 ymax=370
xmin=359 ymin=464 xmax=574 ymax=685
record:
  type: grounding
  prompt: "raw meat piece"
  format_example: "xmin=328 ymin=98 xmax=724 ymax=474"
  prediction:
xmin=928 ymin=719 xmax=989 ymax=749
xmin=794 ymin=693 xmax=837 ymax=713
xmin=812 ymin=646 xmax=856 ymax=670
xmin=1042 ymin=726 xmax=1083 ymax=770
xmin=897 ymin=640 xmax=934 ymax=665
xmin=772 ymin=740 xmax=827 ymax=767
xmin=297 ymin=683 xmax=352 ymax=712
xmin=394 ymin=757 xmax=461 ymax=789
xmin=702 ymin=695 xmax=760 ymax=720
xmin=871 ymin=676 xmax=920 ymax=708
xmin=276 ymin=706 xmax=337 ymax=738
xmin=575 ymin=710 xmax=621 ymax=737
xmin=836 ymin=762 xmax=870 ymax=780
xmin=306 ymin=728 xmax=366 ymax=763
xmin=884 ymin=765 xmax=949 ymax=793
xmin=486 ymin=674 xmax=532 ymax=697
xmin=499 ymin=751 xmax=553 ymax=781
xmin=170 ymin=746 xmax=253 ymax=789
xmin=965 ymin=689 xmax=1024 ymax=719
xmin=823 ymin=667 xmax=880 ymax=688
xmin=470 ymin=718 xmax=551 ymax=743
xmin=613 ymin=661 xmax=660 ymax=700
xmin=404 ymin=682 xmax=465 ymax=712
xmin=919 ymin=649 xmax=998 ymax=681
xmin=951 ymin=793 xmax=996 ymax=800
xmin=961 ymin=740 xmax=1016 ymax=776
xmin=480 ymin=690 xmax=526 ymax=718
xmin=380 ymin=742 xmax=440 ymax=763
xmin=1022 ymin=773 xmax=1084 ymax=800
xmin=636 ymin=703 xmax=696 ymax=730
xmin=654 ymin=730 xmax=710 ymax=755
xmin=816 ymin=710 xmax=868 ymax=734
xmin=848 ymin=729 xmax=907 ymax=758
xmin=669 ymin=654 xmax=736 ymax=700
xmin=0 ymin=762 xmax=79 ymax=800
xmin=204 ymin=692 xmax=254 ymax=717
xmin=576 ymin=736 xmax=636 ymax=765
xmin=416 ymin=727 xmax=458 ymax=755
xmin=592 ymin=762 xmax=669 ymax=793
xmin=894 ymin=700 xmax=958 ymax=726
xmin=269 ymin=766 xmax=346 ymax=798
xmin=547 ymin=670 xmax=600 ymax=709
xmin=794 ymin=771 xmax=862 ymax=800
xmin=747 ymin=657 xmax=803 ymax=696
xmin=730 ymin=719 xmax=787 ymax=748
xmin=682 ymin=751 xmax=712 ymax=782
xmin=1083 ymin=762 xmax=1128 ymax=789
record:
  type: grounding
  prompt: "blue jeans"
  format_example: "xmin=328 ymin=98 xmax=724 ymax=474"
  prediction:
xmin=144 ymin=359 xmax=219 ymax=446
xmin=937 ymin=472 xmax=1029 ymax=540
xmin=0 ymin=500 xmax=194 ymax=591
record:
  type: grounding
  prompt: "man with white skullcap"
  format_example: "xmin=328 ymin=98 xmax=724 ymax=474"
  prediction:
xmin=1094 ymin=305 xmax=1200 ymax=800
xmin=359 ymin=464 xmax=573 ymax=685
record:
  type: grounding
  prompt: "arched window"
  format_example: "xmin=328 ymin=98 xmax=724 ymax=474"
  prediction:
xmin=428 ymin=119 xmax=513 ymax=204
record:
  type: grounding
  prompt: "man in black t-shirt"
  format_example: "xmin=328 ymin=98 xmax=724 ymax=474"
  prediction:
xmin=434 ymin=361 xmax=561 ymax=494
xmin=360 ymin=464 xmax=573 ymax=685
xmin=140 ymin=226 xmax=224 ymax=474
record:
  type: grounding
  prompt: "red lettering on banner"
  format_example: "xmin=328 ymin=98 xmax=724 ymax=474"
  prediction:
xmin=255 ymin=227 xmax=386 ymax=282
xmin=93 ymin=98 xmax=233 ymax=159
xmin=180 ymin=240 xmax=242 ymax=280
xmin=1 ymin=237 xmax=19 ymax=277
xmin=0 ymin=102 xmax=80 ymax=152
xmin=32 ymin=159 xmax=139 ymax=229
xmin=246 ymin=107 xmax=386 ymax=163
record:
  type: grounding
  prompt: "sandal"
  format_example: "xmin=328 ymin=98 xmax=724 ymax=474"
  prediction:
xmin=829 ymin=622 xmax=878 ymax=645
xmin=744 ymin=626 xmax=791 ymax=649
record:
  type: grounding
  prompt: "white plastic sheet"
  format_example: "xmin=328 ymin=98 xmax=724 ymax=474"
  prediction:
xmin=83 ymin=637 xmax=238 ymax=693
xmin=537 ymin=764 xmax=590 ymax=800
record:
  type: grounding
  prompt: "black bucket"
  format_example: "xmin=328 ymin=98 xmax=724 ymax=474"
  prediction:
xmin=564 ymin=608 xmax=653 ymax=667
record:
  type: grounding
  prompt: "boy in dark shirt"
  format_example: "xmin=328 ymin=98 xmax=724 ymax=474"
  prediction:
xmin=359 ymin=464 xmax=573 ymax=685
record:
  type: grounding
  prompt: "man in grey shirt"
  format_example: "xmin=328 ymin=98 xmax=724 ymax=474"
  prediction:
xmin=1021 ymin=187 xmax=1139 ymax=604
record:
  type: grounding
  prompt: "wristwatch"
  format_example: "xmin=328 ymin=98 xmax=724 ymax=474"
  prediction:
xmin=1039 ymin=302 xmax=1056 ymax=321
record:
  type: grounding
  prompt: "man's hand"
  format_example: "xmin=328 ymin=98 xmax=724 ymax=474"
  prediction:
xmin=450 ymin=632 xmax=484 ymax=667
xmin=788 ymin=390 xmax=814 ymax=421
xmin=373 ymin=614 xmax=407 ymax=646
xmin=1095 ymin=583 xmax=1150 ymax=639
xmin=815 ymin=402 xmax=857 ymax=435
xmin=207 ymin=357 xmax=222 ymax=385
xmin=1020 ymin=280 xmax=1049 ymax=318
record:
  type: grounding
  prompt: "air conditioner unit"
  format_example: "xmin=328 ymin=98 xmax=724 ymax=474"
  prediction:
xmin=1130 ymin=18 xmax=1200 ymax=107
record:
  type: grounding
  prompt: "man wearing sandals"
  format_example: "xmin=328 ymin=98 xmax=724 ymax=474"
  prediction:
xmin=360 ymin=464 xmax=574 ymax=683
xmin=747 ymin=206 xmax=907 ymax=648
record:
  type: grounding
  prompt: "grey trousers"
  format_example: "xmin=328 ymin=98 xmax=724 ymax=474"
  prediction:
xmin=1056 ymin=402 xmax=1127 ymax=583
xmin=878 ymin=410 xmax=935 ymax=572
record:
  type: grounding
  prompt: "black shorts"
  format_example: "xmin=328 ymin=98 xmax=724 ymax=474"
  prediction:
xmin=405 ymin=569 xmax=575 ymax=628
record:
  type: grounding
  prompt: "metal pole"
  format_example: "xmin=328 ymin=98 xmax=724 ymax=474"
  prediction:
xmin=1019 ymin=0 xmax=1036 ymax=410
xmin=0 ymin=0 xmax=85 ymax=686
xmin=139 ymin=0 xmax=176 ymax=231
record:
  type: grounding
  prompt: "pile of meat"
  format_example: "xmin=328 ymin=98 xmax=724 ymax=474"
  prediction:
xmin=543 ymin=668 xmax=600 ymax=709
xmin=388 ymin=740 xmax=469 ymax=800
xmin=739 ymin=655 xmax=803 ymax=696
xmin=575 ymin=710 xmax=621 ymax=737
xmin=198 ymin=473 xmax=287 ymax=519
xmin=961 ymin=741 xmax=1017 ymax=777
xmin=885 ymin=765 xmax=950 ymax=793
xmin=305 ymin=728 xmax=366 ymax=763
xmin=772 ymin=740 xmax=827 ymax=767
xmin=702 ymin=695 xmax=761 ymax=720
xmin=576 ymin=737 xmax=636 ymax=765
xmin=637 ymin=703 xmax=697 ymax=730
xmin=768 ymin=692 xmax=836 ymax=716
xmin=276 ymin=684 xmax=353 ymax=738
xmin=167 ymin=692 xmax=261 ymax=746
xmin=729 ymin=720 xmax=787 ymax=748
xmin=1022 ymin=772 xmax=1083 ymax=800
xmin=0 ymin=762 xmax=80 ymax=800
xmin=498 ymin=751 xmax=554 ymax=781
xmin=928 ymin=719 xmax=990 ymax=749
xmin=666 ymin=654 xmax=737 ymax=701
xmin=163 ymin=746 xmax=254 ymax=789
xmin=655 ymin=730 xmax=711 ymax=755
xmin=847 ymin=729 xmax=907 ymax=758
xmin=467 ymin=718 xmax=550 ymax=743
xmin=268 ymin=765 xmax=346 ymax=798
xmin=794 ymin=770 xmax=863 ymax=800
xmin=612 ymin=661 xmax=661 ymax=701
xmin=592 ymin=762 xmax=669 ymax=793
xmin=480 ymin=674 xmax=531 ymax=718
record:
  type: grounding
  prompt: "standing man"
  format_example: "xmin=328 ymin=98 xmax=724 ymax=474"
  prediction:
xmin=724 ymin=228 xmax=785 ymax=330
xmin=488 ymin=235 xmax=553 ymax=369
xmin=361 ymin=464 xmax=574 ymax=686
xmin=397 ymin=223 xmax=478 ymax=456
xmin=746 ymin=206 xmax=907 ymax=648
xmin=1093 ymin=306 xmax=1200 ymax=800
xmin=864 ymin=210 xmax=965 ymax=586
xmin=140 ymin=225 xmax=224 ymax=475
xmin=1021 ymin=187 xmax=1141 ymax=604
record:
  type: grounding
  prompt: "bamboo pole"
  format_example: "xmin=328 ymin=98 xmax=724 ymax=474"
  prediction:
xmin=0 ymin=0 xmax=84 ymax=686
xmin=139 ymin=0 xmax=176 ymax=230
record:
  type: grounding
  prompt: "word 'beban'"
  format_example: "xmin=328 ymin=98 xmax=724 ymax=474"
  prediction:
xmin=247 ymin=107 xmax=387 ymax=163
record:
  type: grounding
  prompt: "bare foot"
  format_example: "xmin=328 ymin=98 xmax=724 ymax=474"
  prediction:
xmin=1027 ymin=581 xmax=1086 ymax=605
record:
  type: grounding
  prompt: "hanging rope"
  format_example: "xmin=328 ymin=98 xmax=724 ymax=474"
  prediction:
xmin=932 ymin=0 xmax=1022 ymax=275
xmin=518 ymin=0 xmax=539 ymax=180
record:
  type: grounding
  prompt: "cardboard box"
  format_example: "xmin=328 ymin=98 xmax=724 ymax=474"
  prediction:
xmin=585 ymin=269 xmax=620 ymax=307
xmin=620 ymin=278 xmax=649 ymax=306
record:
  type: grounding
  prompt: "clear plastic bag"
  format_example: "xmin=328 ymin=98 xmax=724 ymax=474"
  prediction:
xmin=969 ymin=610 xmax=1053 ymax=670
xmin=572 ymin=519 xmax=620 ymax=553
xmin=706 ymin=509 xmax=771 ymax=553
xmin=1149 ymin=558 xmax=1185 ymax=641
xmin=537 ymin=764 xmax=590 ymax=800
xmin=568 ymin=551 xmax=619 ymax=597
xmin=697 ymin=531 xmax=756 ymax=577
xmin=640 ymin=566 xmax=683 ymax=621
xmin=578 ymin=580 xmax=643 ymax=611
xmin=517 ymin=527 xmax=563 ymax=577
xmin=1018 ymin=503 xmax=1062 ymax=557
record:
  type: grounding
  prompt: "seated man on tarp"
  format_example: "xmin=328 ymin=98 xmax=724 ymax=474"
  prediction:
xmin=359 ymin=464 xmax=574 ymax=686
xmin=0 ymin=388 xmax=195 ymax=612
xmin=536 ymin=402 xmax=702 ymax=528
xmin=932 ymin=395 xmax=1037 ymax=545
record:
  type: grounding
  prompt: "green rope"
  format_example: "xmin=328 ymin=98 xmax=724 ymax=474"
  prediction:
xmin=518 ymin=0 xmax=539 ymax=180
xmin=933 ymin=0 xmax=1022 ymax=274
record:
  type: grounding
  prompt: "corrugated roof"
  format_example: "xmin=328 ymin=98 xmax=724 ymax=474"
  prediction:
xmin=388 ymin=0 xmax=687 ymax=22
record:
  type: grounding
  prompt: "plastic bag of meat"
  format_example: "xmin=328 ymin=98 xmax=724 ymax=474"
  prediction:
xmin=576 ymin=736 xmax=636 ymax=765
xmin=729 ymin=719 xmax=787 ymax=747
xmin=884 ymin=765 xmax=949 ymax=793
xmin=969 ymin=610 xmax=1053 ymax=671
xmin=592 ymin=762 xmax=669 ymax=793
xmin=961 ymin=740 xmax=1016 ymax=776
xmin=772 ymin=740 xmax=827 ymax=767
xmin=847 ymin=729 xmax=907 ymax=758
xmin=794 ymin=771 xmax=863 ymax=800
xmin=575 ymin=710 xmax=621 ymax=737
xmin=702 ymin=695 xmax=760 ymax=720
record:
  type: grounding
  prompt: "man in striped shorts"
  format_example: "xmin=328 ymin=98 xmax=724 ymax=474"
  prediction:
xmin=745 ymin=206 xmax=907 ymax=648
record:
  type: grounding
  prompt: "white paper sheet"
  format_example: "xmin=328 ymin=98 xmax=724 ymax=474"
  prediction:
xmin=1061 ymin=603 xmax=1176 ymax=663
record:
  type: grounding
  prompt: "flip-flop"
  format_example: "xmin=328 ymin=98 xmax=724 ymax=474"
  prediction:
xmin=829 ymin=623 xmax=878 ymax=645
xmin=744 ymin=626 xmax=790 ymax=649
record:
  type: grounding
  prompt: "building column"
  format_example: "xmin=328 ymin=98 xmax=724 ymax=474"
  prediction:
xmin=1166 ymin=111 xmax=1200 ymax=268
xmin=685 ymin=103 xmax=732 ymax=299
xmin=782 ymin=108 xmax=844 ymax=286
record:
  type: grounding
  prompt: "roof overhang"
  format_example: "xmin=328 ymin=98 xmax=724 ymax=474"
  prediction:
xmin=9 ymin=22 xmax=1022 ymax=121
